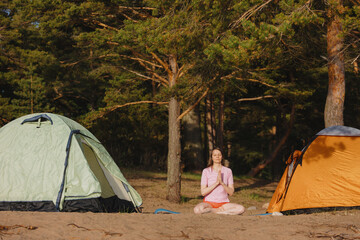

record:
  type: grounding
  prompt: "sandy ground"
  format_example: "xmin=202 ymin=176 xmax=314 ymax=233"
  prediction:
xmin=1 ymin=172 xmax=360 ymax=239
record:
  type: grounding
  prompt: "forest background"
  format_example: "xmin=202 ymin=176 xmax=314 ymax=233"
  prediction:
xmin=0 ymin=0 xmax=359 ymax=202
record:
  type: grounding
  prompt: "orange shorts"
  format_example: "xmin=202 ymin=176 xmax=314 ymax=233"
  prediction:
xmin=203 ymin=200 xmax=228 ymax=208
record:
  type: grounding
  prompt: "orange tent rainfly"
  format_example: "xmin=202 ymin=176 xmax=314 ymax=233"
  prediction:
xmin=267 ymin=125 xmax=360 ymax=213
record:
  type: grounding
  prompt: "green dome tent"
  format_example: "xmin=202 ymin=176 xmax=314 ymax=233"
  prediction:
xmin=0 ymin=113 xmax=142 ymax=212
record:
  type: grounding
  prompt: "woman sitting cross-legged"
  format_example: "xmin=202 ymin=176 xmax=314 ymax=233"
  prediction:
xmin=193 ymin=148 xmax=245 ymax=215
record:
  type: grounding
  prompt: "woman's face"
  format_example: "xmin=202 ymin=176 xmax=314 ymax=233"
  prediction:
xmin=212 ymin=149 xmax=222 ymax=164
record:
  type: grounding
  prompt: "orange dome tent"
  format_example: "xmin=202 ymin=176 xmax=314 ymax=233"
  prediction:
xmin=267 ymin=126 xmax=360 ymax=213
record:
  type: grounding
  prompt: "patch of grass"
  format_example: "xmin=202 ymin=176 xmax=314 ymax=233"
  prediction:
xmin=249 ymin=193 xmax=261 ymax=201
xmin=122 ymin=168 xmax=167 ymax=179
xmin=180 ymin=195 xmax=202 ymax=204
xmin=181 ymin=172 xmax=201 ymax=181
xmin=124 ymin=168 xmax=204 ymax=181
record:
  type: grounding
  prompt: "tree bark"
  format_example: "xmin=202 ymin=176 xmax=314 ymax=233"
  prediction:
xmin=217 ymin=93 xmax=225 ymax=152
xmin=206 ymin=95 xmax=215 ymax=158
xmin=30 ymin=74 xmax=34 ymax=114
xmin=324 ymin=0 xmax=345 ymax=128
xmin=166 ymin=55 xmax=181 ymax=203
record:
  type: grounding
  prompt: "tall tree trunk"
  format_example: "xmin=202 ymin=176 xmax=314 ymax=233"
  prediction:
xmin=324 ymin=0 xmax=345 ymax=128
xmin=182 ymin=107 xmax=203 ymax=171
xmin=206 ymin=95 xmax=215 ymax=159
xmin=166 ymin=55 xmax=181 ymax=203
xmin=30 ymin=74 xmax=34 ymax=114
xmin=217 ymin=93 xmax=225 ymax=152
xmin=226 ymin=139 xmax=232 ymax=161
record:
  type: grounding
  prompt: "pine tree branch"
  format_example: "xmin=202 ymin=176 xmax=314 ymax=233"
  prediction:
xmin=176 ymin=64 xmax=186 ymax=79
xmin=118 ymin=6 xmax=154 ymax=19
xmin=60 ymin=54 xmax=119 ymax=67
xmin=230 ymin=0 xmax=273 ymax=28
xmin=121 ymin=47 xmax=171 ymax=85
xmin=150 ymin=52 xmax=172 ymax=77
xmin=120 ymin=66 xmax=168 ymax=87
xmin=135 ymin=58 xmax=170 ymax=86
xmin=182 ymin=74 xmax=218 ymax=102
xmin=120 ymin=12 xmax=139 ymax=23
xmin=177 ymin=88 xmax=209 ymax=121
xmin=119 ymin=54 xmax=162 ymax=68
xmin=83 ymin=19 xmax=119 ymax=31
xmin=176 ymin=63 xmax=195 ymax=79
xmin=349 ymin=0 xmax=360 ymax=5
xmin=118 ymin=48 xmax=171 ymax=86
xmin=340 ymin=38 xmax=360 ymax=59
xmin=0 ymin=50 xmax=26 ymax=69
xmin=99 ymin=101 xmax=168 ymax=118
xmin=351 ymin=54 xmax=360 ymax=64
xmin=235 ymin=77 xmax=277 ymax=88
xmin=107 ymin=41 xmax=120 ymax=46
xmin=118 ymin=6 xmax=157 ymax=10
xmin=235 ymin=95 xmax=274 ymax=102
xmin=53 ymin=86 xmax=64 ymax=101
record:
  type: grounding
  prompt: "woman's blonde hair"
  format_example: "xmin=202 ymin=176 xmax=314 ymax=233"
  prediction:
xmin=207 ymin=148 xmax=224 ymax=167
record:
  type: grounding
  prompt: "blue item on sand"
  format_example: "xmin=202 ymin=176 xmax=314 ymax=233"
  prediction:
xmin=154 ymin=208 xmax=180 ymax=214
xmin=254 ymin=213 xmax=272 ymax=216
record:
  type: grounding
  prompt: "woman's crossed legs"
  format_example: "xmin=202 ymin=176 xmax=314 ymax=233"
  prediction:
xmin=194 ymin=202 xmax=245 ymax=215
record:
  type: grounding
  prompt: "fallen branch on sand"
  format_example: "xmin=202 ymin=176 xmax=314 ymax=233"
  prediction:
xmin=309 ymin=232 xmax=360 ymax=239
xmin=68 ymin=223 xmax=123 ymax=237
xmin=0 ymin=225 xmax=37 ymax=237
